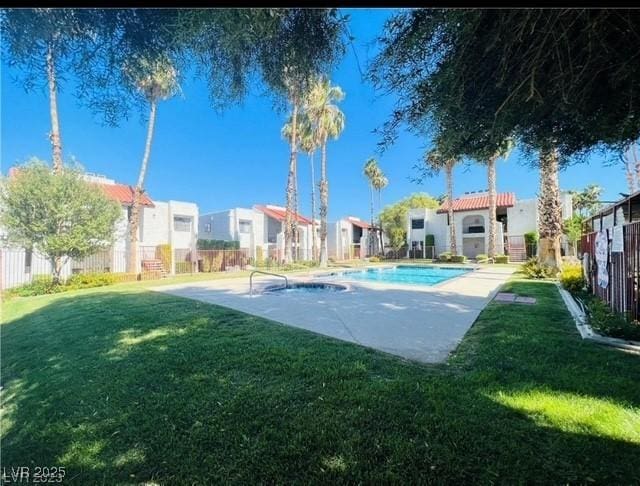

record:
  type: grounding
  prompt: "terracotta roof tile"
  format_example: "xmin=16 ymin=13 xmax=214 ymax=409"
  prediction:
xmin=95 ymin=183 xmax=154 ymax=207
xmin=255 ymin=205 xmax=312 ymax=225
xmin=437 ymin=192 xmax=515 ymax=213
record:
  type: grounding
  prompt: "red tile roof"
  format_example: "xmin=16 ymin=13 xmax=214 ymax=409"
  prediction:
xmin=437 ymin=192 xmax=515 ymax=213
xmin=255 ymin=205 xmax=312 ymax=225
xmin=348 ymin=217 xmax=371 ymax=229
xmin=96 ymin=183 xmax=154 ymax=207
xmin=7 ymin=167 xmax=154 ymax=207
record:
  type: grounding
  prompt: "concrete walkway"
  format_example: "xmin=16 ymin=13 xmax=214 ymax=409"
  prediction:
xmin=152 ymin=265 xmax=515 ymax=363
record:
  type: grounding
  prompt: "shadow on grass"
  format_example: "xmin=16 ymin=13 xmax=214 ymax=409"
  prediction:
xmin=1 ymin=281 xmax=639 ymax=484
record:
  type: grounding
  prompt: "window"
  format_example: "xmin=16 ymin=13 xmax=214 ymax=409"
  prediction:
xmin=239 ymin=220 xmax=252 ymax=234
xmin=411 ymin=218 xmax=425 ymax=229
xmin=204 ymin=223 xmax=211 ymax=233
xmin=173 ymin=216 xmax=192 ymax=232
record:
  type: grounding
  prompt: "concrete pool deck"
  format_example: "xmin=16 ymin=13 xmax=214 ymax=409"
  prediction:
xmin=152 ymin=265 xmax=515 ymax=363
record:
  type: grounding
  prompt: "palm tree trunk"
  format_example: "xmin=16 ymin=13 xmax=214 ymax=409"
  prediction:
xmin=369 ymin=183 xmax=375 ymax=256
xmin=310 ymin=152 xmax=317 ymax=262
xmin=128 ymin=100 xmax=157 ymax=274
xmin=446 ymin=160 xmax=457 ymax=256
xmin=46 ymin=43 xmax=63 ymax=173
xmin=487 ymin=156 xmax=497 ymax=258
xmin=537 ymin=146 xmax=563 ymax=269
xmin=319 ymin=141 xmax=329 ymax=267
xmin=284 ymin=103 xmax=298 ymax=264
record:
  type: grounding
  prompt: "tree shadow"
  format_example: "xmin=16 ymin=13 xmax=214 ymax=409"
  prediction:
xmin=1 ymin=284 xmax=639 ymax=484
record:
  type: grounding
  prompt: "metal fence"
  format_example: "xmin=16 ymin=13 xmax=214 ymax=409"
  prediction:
xmin=581 ymin=221 xmax=639 ymax=320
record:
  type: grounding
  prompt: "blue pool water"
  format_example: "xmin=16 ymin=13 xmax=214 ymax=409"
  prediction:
xmin=329 ymin=265 xmax=471 ymax=286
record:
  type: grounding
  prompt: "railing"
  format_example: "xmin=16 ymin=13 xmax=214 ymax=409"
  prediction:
xmin=249 ymin=270 xmax=288 ymax=297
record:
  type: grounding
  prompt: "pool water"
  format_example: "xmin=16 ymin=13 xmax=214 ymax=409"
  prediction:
xmin=330 ymin=265 xmax=471 ymax=286
xmin=264 ymin=282 xmax=347 ymax=293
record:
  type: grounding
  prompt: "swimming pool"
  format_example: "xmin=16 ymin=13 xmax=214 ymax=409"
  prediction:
xmin=327 ymin=265 xmax=472 ymax=286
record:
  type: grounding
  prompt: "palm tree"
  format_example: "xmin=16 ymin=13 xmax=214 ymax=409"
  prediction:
xmin=282 ymin=114 xmax=318 ymax=261
xmin=426 ymin=148 xmax=458 ymax=256
xmin=281 ymin=67 xmax=305 ymax=264
xmin=305 ymin=76 xmax=345 ymax=267
xmin=124 ymin=55 xmax=179 ymax=273
xmin=363 ymin=158 xmax=380 ymax=255
xmin=299 ymin=120 xmax=320 ymax=262
xmin=538 ymin=145 xmax=563 ymax=269
xmin=485 ymin=139 xmax=514 ymax=259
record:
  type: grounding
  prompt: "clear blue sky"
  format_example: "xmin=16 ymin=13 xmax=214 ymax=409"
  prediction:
xmin=1 ymin=8 xmax=624 ymax=220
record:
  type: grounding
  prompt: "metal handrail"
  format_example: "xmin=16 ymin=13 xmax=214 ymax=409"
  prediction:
xmin=249 ymin=270 xmax=288 ymax=297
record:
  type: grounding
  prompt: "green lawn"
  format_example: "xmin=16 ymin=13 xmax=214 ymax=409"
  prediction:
xmin=2 ymin=279 xmax=639 ymax=484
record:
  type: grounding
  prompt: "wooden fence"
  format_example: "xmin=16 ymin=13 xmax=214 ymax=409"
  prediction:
xmin=581 ymin=221 xmax=640 ymax=320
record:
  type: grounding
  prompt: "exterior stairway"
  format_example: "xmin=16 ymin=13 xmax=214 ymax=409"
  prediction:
xmin=141 ymin=259 xmax=168 ymax=278
xmin=507 ymin=235 xmax=527 ymax=262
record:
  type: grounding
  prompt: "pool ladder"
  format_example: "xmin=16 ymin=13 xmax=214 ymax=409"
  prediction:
xmin=249 ymin=270 xmax=288 ymax=297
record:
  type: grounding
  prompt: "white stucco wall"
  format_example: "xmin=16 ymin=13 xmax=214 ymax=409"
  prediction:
xmin=507 ymin=199 xmax=538 ymax=236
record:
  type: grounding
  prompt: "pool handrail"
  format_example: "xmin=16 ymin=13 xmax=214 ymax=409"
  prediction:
xmin=249 ymin=270 xmax=288 ymax=297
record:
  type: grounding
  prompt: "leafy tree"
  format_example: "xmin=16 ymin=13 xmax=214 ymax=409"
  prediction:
xmin=567 ymin=184 xmax=603 ymax=218
xmin=305 ymin=76 xmax=346 ymax=267
xmin=563 ymin=215 xmax=584 ymax=256
xmin=123 ymin=54 xmax=180 ymax=273
xmin=2 ymin=9 xmax=103 ymax=172
xmin=379 ymin=192 xmax=439 ymax=252
xmin=0 ymin=160 xmax=121 ymax=283
xmin=370 ymin=9 xmax=640 ymax=269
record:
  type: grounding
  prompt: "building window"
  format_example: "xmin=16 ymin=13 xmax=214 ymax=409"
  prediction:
xmin=204 ymin=223 xmax=211 ymax=233
xmin=411 ymin=218 xmax=425 ymax=229
xmin=173 ymin=216 xmax=192 ymax=232
xmin=239 ymin=220 xmax=252 ymax=234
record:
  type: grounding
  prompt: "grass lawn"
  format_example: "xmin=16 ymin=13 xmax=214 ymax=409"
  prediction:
xmin=2 ymin=278 xmax=639 ymax=484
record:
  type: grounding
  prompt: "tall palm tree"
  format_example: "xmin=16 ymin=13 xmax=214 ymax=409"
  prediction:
xmin=281 ymin=67 xmax=305 ymax=264
xmin=282 ymin=114 xmax=318 ymax=261
xmin=426 ymin=148 xmax=458 ymax=256
xmin=538 ymin=145 xmax=563 ymax=268
xmin=363 ymin=158 xmax=380 ymax=255
xmin=485 ymin=139 xmax=514 ymax=259
xmin=299 ymin=120 xmax=320 ymax=262
xmin=125 ymin=55 xmax=179 ymax=273
xmin=306 ymin=76 xmax=345 ymax=267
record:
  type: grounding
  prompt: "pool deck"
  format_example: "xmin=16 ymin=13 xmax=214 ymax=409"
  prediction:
xmin=152 ymin=265 xmax=515 ymax=363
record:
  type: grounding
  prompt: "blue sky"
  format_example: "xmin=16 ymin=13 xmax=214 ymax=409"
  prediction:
xmin=1 ymin=8 xmax=624 ymax=220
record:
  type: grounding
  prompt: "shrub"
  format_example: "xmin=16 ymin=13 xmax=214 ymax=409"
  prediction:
xmin=559 ymin=263 xmax=585 ymax=294
xmin=6 ymin=275 xmax=61 ymax=297
xmin=475 ymin=253 xmax=488 ymax=262
xmin=156 ymin=244 xmax=172 ymax=272
xmin=494 ymin=254 xmax=509 ymax=264
xmin=438 ymin=252 xmax=452 ymax=262
xmin=521 ymin=257 xmax=554 ymax=279
xmin=587 ymin=297 xmax=640 ymax=341
xmin=524 ymin=231 xmax=538 ymax=257
xmin=368 ymin=256 xmax=381 ymax=263
xmin=450 ymin=255 xmax=466 ymax=263
xmin=197 ymin=239 xmax=240 ymax=250
xmin=66 ymin=272 xmax=117 ymax=289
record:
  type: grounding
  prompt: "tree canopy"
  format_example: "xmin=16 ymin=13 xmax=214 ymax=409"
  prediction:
xmin=0 ymin=160 xmax=122 ymax=281
xmin=370 ymin=9 xmax=640 ymax=162
xmin=380 ymin=193 xmax=439 ymax=250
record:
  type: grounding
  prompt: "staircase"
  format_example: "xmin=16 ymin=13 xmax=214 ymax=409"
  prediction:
xmin=507 ymin=236 xmax=527 ymax=262
xmin=141 ymin=259 xmax=168 ymax=278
